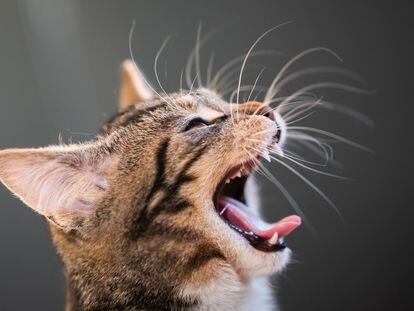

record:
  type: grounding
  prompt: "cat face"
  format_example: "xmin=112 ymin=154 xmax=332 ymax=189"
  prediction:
xmin=0 ymin=60 xmax=300 ymax=308
xmin=102 ymin=86 xmax=298 ymax=276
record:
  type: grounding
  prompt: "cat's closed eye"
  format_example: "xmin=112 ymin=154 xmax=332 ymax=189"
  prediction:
xmin=183 ymin=117 xmax=210 ymax=131
xmin=183 ymin=115 xmax=230 ymax=132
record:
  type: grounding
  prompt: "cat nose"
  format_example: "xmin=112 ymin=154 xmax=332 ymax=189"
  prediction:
xmin=239 ymin=101 xmax=283 ymax=143
xmin=260 ymin=106 xmax=275 ymax=121
xmin=239 ymin=101 xmax=275 ymax=121
xmin=260 ymin=106 xmax=283 ymax=142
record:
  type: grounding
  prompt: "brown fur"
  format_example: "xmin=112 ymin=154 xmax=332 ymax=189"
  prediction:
xmin=0 ymin=61 xmax=286 ymax=310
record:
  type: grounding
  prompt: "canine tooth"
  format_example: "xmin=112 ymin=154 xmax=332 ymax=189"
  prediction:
xmin=236 ymin=171 xmax=242 ymax=178
xmin=269 ymin=232 xmax=279 ymax=245
xmin=262 ymin=150 xmax=271 ymax=162
xmin=273 ymin=144 xmax=284 ymax=157
xmin=219 ymin=204 xmax=230 ymax=216
xmin=225 ymin=178 xmax=230 ymax=184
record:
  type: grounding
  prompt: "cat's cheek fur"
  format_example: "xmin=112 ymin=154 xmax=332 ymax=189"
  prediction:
xmin=217 ymin=223 xmax=292 ymax=277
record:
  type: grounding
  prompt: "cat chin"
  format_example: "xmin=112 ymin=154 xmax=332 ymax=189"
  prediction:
xmin=206 ymin=204 xmax=291 ymax=277
xmin=226 ymin=228 xmax=292 ymax=277
xmin=245 ymin=245 xmax=291 ymax=277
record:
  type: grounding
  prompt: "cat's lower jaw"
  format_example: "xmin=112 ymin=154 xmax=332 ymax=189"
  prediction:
xmin=219 ymin=177 xmax=293 ymax=278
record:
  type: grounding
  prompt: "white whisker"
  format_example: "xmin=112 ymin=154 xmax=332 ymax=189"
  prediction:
xmin=269 ymin=151 xmax=349 ymax=180
xmin=273 ymin=66 xmax=365 ymax=96
xmin=276 ymin=82 xmax=375 ymax=113
xmin=210 ymin=50 xmax=275 ymax=90
xmin=154 ymin=36 xmax=173 ymax=96
xmin=128 ymin=20 xmax=172 ymax=106
xmin=247 ymin=67 xmax=266 ymax=103
xmin=286 ymin=131 xmax=333 ymax=163
xmin=179 ymin=68 xmax=184 ymax=93
xmin=195 ymin=23 xmax=203 ymax=87
xmin=244 ymin=147 xmax=315 ymax=233
xmin=264 ymin=47 xmax=343 ymax=103
xmin=236 ymin=22 xmax=292 ymax=105
xmin=284 ymin=111 xmax=316 ymax=126
xmin=206 ymin=51 xmax=215 ymax=87
xmin=271 ymin=156 xmax=344 ymax=221
xmin=288 ymin=126 xmax=373 ymax=153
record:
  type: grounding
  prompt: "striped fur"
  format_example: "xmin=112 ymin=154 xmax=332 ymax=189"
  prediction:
xmin=0 ymin=65 xmax=290 ymax=310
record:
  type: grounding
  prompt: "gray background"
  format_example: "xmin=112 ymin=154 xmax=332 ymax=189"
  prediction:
xmin=0 ymin=0 xmax=412 ymax=310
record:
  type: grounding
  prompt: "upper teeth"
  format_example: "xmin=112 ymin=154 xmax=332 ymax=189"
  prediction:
xmin=272 ymin=144 xmax=284 ymax=157
xmin=227 ymin=168 xmax=243 ymax=182
xmin=262 ymin=149 xmax=271 ymax=162
xmin=224 ymin=149 xmax=273 ymax=185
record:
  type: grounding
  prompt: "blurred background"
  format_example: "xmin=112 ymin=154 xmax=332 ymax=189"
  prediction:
xmin=0 ymin=0 xmax=412 ymax=310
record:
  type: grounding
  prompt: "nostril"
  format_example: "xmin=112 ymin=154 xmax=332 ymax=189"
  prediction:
xmin=261 ymin=107 xmax=275 ymax=121
xmin=259 ymin=106 xmax=283 ymax=143
xmin=275 ymin=128 xmax=281 ymax=142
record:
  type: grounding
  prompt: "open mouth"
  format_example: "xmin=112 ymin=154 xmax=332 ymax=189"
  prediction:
xmin=213 ymin=152 xmax=301 ymax=253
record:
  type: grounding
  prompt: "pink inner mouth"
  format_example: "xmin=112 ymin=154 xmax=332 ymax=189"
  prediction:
xmin=218 ymin=196 xmax=301 ymax=244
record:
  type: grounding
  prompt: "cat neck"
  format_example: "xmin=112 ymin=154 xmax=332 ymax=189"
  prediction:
xmin=188 ymin=276 xmax=277 ymax=311
xmin=64 ymin=270 xmax=197 ymax=310
xmin=64 ymin=271 xmax=276 ymax=311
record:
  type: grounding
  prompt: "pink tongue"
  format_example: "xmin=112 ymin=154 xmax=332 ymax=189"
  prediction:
xmin=255 ymin=215 xmax=301 ymax=239
xmin=219 ymin=197 xmax=301 ymax=239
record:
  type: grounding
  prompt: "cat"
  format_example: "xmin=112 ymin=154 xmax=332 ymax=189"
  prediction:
xmin=0 ymin=58 xmax=302 ymax=311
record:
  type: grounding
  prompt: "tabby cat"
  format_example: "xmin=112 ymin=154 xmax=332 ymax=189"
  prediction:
xmin=0 ymin=59 xmax=301 ymax=310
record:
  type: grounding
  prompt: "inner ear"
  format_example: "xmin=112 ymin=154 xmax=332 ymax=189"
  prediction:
xmin=0 ymin=145 xmax=118 ymax=230
xmin=119 ymin=59 xmax=153 ymax=111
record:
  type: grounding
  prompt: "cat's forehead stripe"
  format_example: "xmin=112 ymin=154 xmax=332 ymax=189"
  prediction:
xmin=101 ymin=102 xmax=168 ymax=132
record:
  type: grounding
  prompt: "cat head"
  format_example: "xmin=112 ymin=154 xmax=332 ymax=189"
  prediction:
xmin=0 ymin=59 xmax=300 ymax=302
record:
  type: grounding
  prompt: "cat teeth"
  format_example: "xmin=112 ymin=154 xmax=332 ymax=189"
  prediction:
xmin=228 ymin=169 xmax=243 ymax=181
xmin=268 ymin=232 xmax=279 ymax=245
xmin=262 ymin=149 xmax=271 ymax=162
xmin=273 ymin=144 xmax=284 ymax=157
xmin=225 ymin=178 xmax=231 ymax=184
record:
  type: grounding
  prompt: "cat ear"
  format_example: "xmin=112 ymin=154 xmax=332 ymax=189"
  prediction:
xmin=0 ymin=145 xmax=117 ymax=230
xmin=119 ymin=59 xmax=153 ymax=111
